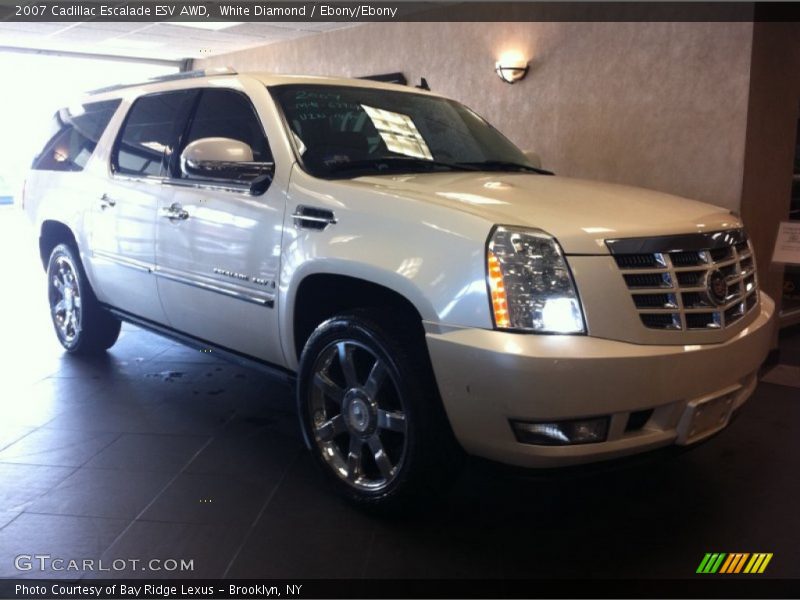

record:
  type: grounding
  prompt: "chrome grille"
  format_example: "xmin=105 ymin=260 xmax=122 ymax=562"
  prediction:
xmin=607 ymin=230 xmax=759 ymax=331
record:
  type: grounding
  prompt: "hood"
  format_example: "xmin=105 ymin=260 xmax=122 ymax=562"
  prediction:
xmin=346 ymin=172 xmax=740 ymax=254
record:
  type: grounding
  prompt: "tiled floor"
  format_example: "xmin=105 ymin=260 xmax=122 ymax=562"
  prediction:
xmin=780 ymin=324 xmax=800 ymax=366
xmin=1 ymin=205 xmax=799 ymax=580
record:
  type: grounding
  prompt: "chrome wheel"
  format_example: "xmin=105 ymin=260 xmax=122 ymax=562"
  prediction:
xmin=309 ymin=340 xmax=407 ymax=492
xmin=49 ymin=255 xmax=82 ymax=344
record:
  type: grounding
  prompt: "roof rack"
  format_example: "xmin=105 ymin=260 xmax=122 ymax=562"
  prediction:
xmin=88 ymin=66 xmax=237 ymax=95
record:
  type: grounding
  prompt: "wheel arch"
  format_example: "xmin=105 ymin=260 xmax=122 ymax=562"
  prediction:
xmin=39 ymin=220 xmax=78 ymax=270
xmin=285 ymin=264 xmax=436 ymax=367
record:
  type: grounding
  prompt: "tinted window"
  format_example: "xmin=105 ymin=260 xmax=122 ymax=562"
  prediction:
xmin=272 ymin=85 xmax=533 ymax=178
xmin=179 ymin=89 xmax=271 ymax=179
xmin=32 ymin=100 xmax=121 ymax=172
xmin=113 ymin=90 xmax=195 ymax=178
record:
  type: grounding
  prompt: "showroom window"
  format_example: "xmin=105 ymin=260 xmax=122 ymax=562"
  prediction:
xmin=113 ymin=90 xmax=196 ymax=178
xmin=0 ymin=51 xmax=177 ymax=203
xmin=177 ymin=88 xmax=272 ymax=179
xmin=32 ymin=99 xmax=121 ymax=172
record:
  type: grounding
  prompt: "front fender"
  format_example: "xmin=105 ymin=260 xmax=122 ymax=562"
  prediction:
xmin=279 ymin=258 xmax=440 ymax=370
xmin=278 ymin=169 xmax=496 ymax=369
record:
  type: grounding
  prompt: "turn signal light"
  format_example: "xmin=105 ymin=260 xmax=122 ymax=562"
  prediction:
xmin=487 ymin=250 xmax=510 ymax=328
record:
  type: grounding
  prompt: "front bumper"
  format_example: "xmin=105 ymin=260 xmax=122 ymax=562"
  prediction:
xmin=426 ymin=292 xmax=775 ymax=468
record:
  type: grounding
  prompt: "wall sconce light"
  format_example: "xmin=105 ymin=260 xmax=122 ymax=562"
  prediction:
xmin=495 ymin=52 xmax=529 ymax=84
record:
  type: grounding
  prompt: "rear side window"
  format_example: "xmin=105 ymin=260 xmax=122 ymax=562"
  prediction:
xmin=112 ymin=90 xmax=195 ymax=178
xmin=32 ymin=99 xmax=121 ymax=172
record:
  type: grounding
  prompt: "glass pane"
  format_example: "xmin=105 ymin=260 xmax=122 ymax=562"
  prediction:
xmin=32 ymin=100 xmax=121 ymax=172
xmin=272 ymin=84 xmax=531 ymax=178
xmin=114 ymin=91 xmax=194 ymax=178
xmin=182 ymin=88 xmax=271 ymax=169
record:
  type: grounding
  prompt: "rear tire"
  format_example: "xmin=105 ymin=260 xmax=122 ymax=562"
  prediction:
xmin=47 ymin=243 xmax=121 ymax=354
xmin=297 ymin=308 xmax=463 ymax=512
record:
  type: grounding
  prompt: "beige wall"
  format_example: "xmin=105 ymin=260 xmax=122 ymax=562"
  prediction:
xmin=199 ymin=20 xmax=754 ymax=210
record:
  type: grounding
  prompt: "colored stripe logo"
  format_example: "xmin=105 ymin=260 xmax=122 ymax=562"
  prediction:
xmin=697 ymin=552 xmax=773 ymax=574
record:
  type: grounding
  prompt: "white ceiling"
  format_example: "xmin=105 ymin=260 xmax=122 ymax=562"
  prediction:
xmin=0 ymin=21 xmax=359 ymax=62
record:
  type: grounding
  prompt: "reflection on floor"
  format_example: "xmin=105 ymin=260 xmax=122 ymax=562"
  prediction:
xmin=762 ymin=364 xmax=800 ymax=388
xmin=0 ymin=206 xmax=799 ymax=579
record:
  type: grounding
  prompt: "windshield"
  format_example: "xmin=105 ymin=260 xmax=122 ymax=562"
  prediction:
xmin=271 ymin=84 xmax=537 ymax=178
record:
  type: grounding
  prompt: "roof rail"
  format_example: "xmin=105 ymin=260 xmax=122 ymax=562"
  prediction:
xmin=88 ymin=66 xmax=237 ymax=95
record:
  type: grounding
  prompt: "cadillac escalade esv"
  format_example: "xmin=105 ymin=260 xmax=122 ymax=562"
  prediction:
xmin=22 ymin=68 xmax=775 ymax=509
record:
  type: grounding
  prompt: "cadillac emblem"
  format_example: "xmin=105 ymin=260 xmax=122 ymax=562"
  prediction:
xmin=706 ymin=269 xmax=728 ymax=306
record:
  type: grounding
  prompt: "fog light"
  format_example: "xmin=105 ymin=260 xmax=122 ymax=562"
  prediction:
xmin=511 ymin=417 xmax=609 ymax=446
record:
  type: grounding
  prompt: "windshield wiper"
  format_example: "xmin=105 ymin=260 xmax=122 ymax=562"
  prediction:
xmin=325 ymin=157 xmax=479 ymax=175
xmin=457 ymin=160 xmax=554 ymax=175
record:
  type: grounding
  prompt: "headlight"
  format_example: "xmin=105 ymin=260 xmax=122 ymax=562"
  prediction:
xmin=487 ymin=226 xmax=585 ymax=333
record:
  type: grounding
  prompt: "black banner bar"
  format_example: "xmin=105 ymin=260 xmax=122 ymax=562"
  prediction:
xmin=2 ymin=578 xmax=800 ymax=599
xmin=2 ymin=1 xmax=800 ymax=23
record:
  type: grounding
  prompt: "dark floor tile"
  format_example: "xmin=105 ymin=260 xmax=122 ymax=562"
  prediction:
xmin=778 ymin=325 xmax=800 ymax=366
xmin=257 ymin=454 xmax=378 ymax=534
xmin=148 ymin=401 xmax=237 ymax=435
xmin=108 ymin=328 xmax=175 ymax=362
xmin=87 ymin=379 xmax=204 ymax=406
xmin=192 ymin=386 xmax=300 ymax=442
xmin=25 ymin=468 xmax=173 ymax=520
xmin=0 ymin=513 xmax=128 ymax=578
xmin=158 ymin=372 xmax=289 ymax=408
xmin=226 ymin=525 xmax=373 ymax=578
xmin=84 ymin=434 xmax=210 ymax=473
xmin=48 ymin=353 xmax=148 ymax=380
xmin=152 ymin=344 xmax=228 ymax=365
xmin=364 ymin=529 xmax=505 ymax=579
xmin=185 ymin=422 xmax=300 ymax=483
xmin=196 ymin=365 xmax=285 ymax=392
xmin=0 ymin=463 xmax=75 ymax=512
xmin=137 ymin=362 xmax=231 ymax=385
xmin=90 ymin=521 xmax=250 ymax=579
xmin=139 ymin=472 xmax=276 ymax=525
xmin=41 ymin=400 xmax=231 ymax=436
xmin=40 ymin=402 xmax=167 ymax=433
xmin=0 ymin=428 xmax=118 ymax=467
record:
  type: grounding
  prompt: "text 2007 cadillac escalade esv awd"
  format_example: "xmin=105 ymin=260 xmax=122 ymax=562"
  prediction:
xmin=23 ymin=69 xmax=775 ymax=509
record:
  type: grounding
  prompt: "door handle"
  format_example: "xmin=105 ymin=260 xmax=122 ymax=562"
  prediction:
xmin=99 ymin=193 xmax=117 ymax=209
xmin=292 ymin=205 xmax=337 ymax=230
xmin=161 ymin=202 xmax=189 ymax=221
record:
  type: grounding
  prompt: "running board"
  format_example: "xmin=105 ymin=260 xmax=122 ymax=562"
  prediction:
xmin=105 ymin=306 xmax=295 ymax=384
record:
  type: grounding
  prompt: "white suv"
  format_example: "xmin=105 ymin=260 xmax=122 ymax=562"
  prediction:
xmin=23 ymin=69 xmax=775 ymax=509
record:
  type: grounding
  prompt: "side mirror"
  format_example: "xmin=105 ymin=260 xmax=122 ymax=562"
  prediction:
xmin=180 ymin=137 xmax=274 ymax=193
xmin=523 ymin=150 xmax=543 ymax=170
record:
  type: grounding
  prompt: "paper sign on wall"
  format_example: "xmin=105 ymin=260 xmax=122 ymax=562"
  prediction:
xmin=772 ymin=221 xmax=800 ymax=265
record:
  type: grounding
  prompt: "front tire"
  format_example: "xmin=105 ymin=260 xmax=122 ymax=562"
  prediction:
xmin=297 ymin=309 xmax=462 ymax=511
xmin=47 ymin=243 xmax=121 ymax=354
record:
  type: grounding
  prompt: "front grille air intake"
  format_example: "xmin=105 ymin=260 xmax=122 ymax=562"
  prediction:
xmin=606 ymin=230 xmax=759 ymax=331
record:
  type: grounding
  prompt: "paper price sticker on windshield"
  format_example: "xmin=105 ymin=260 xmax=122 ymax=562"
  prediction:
xmin=772 ymin=221 xmax=800 ymax=265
